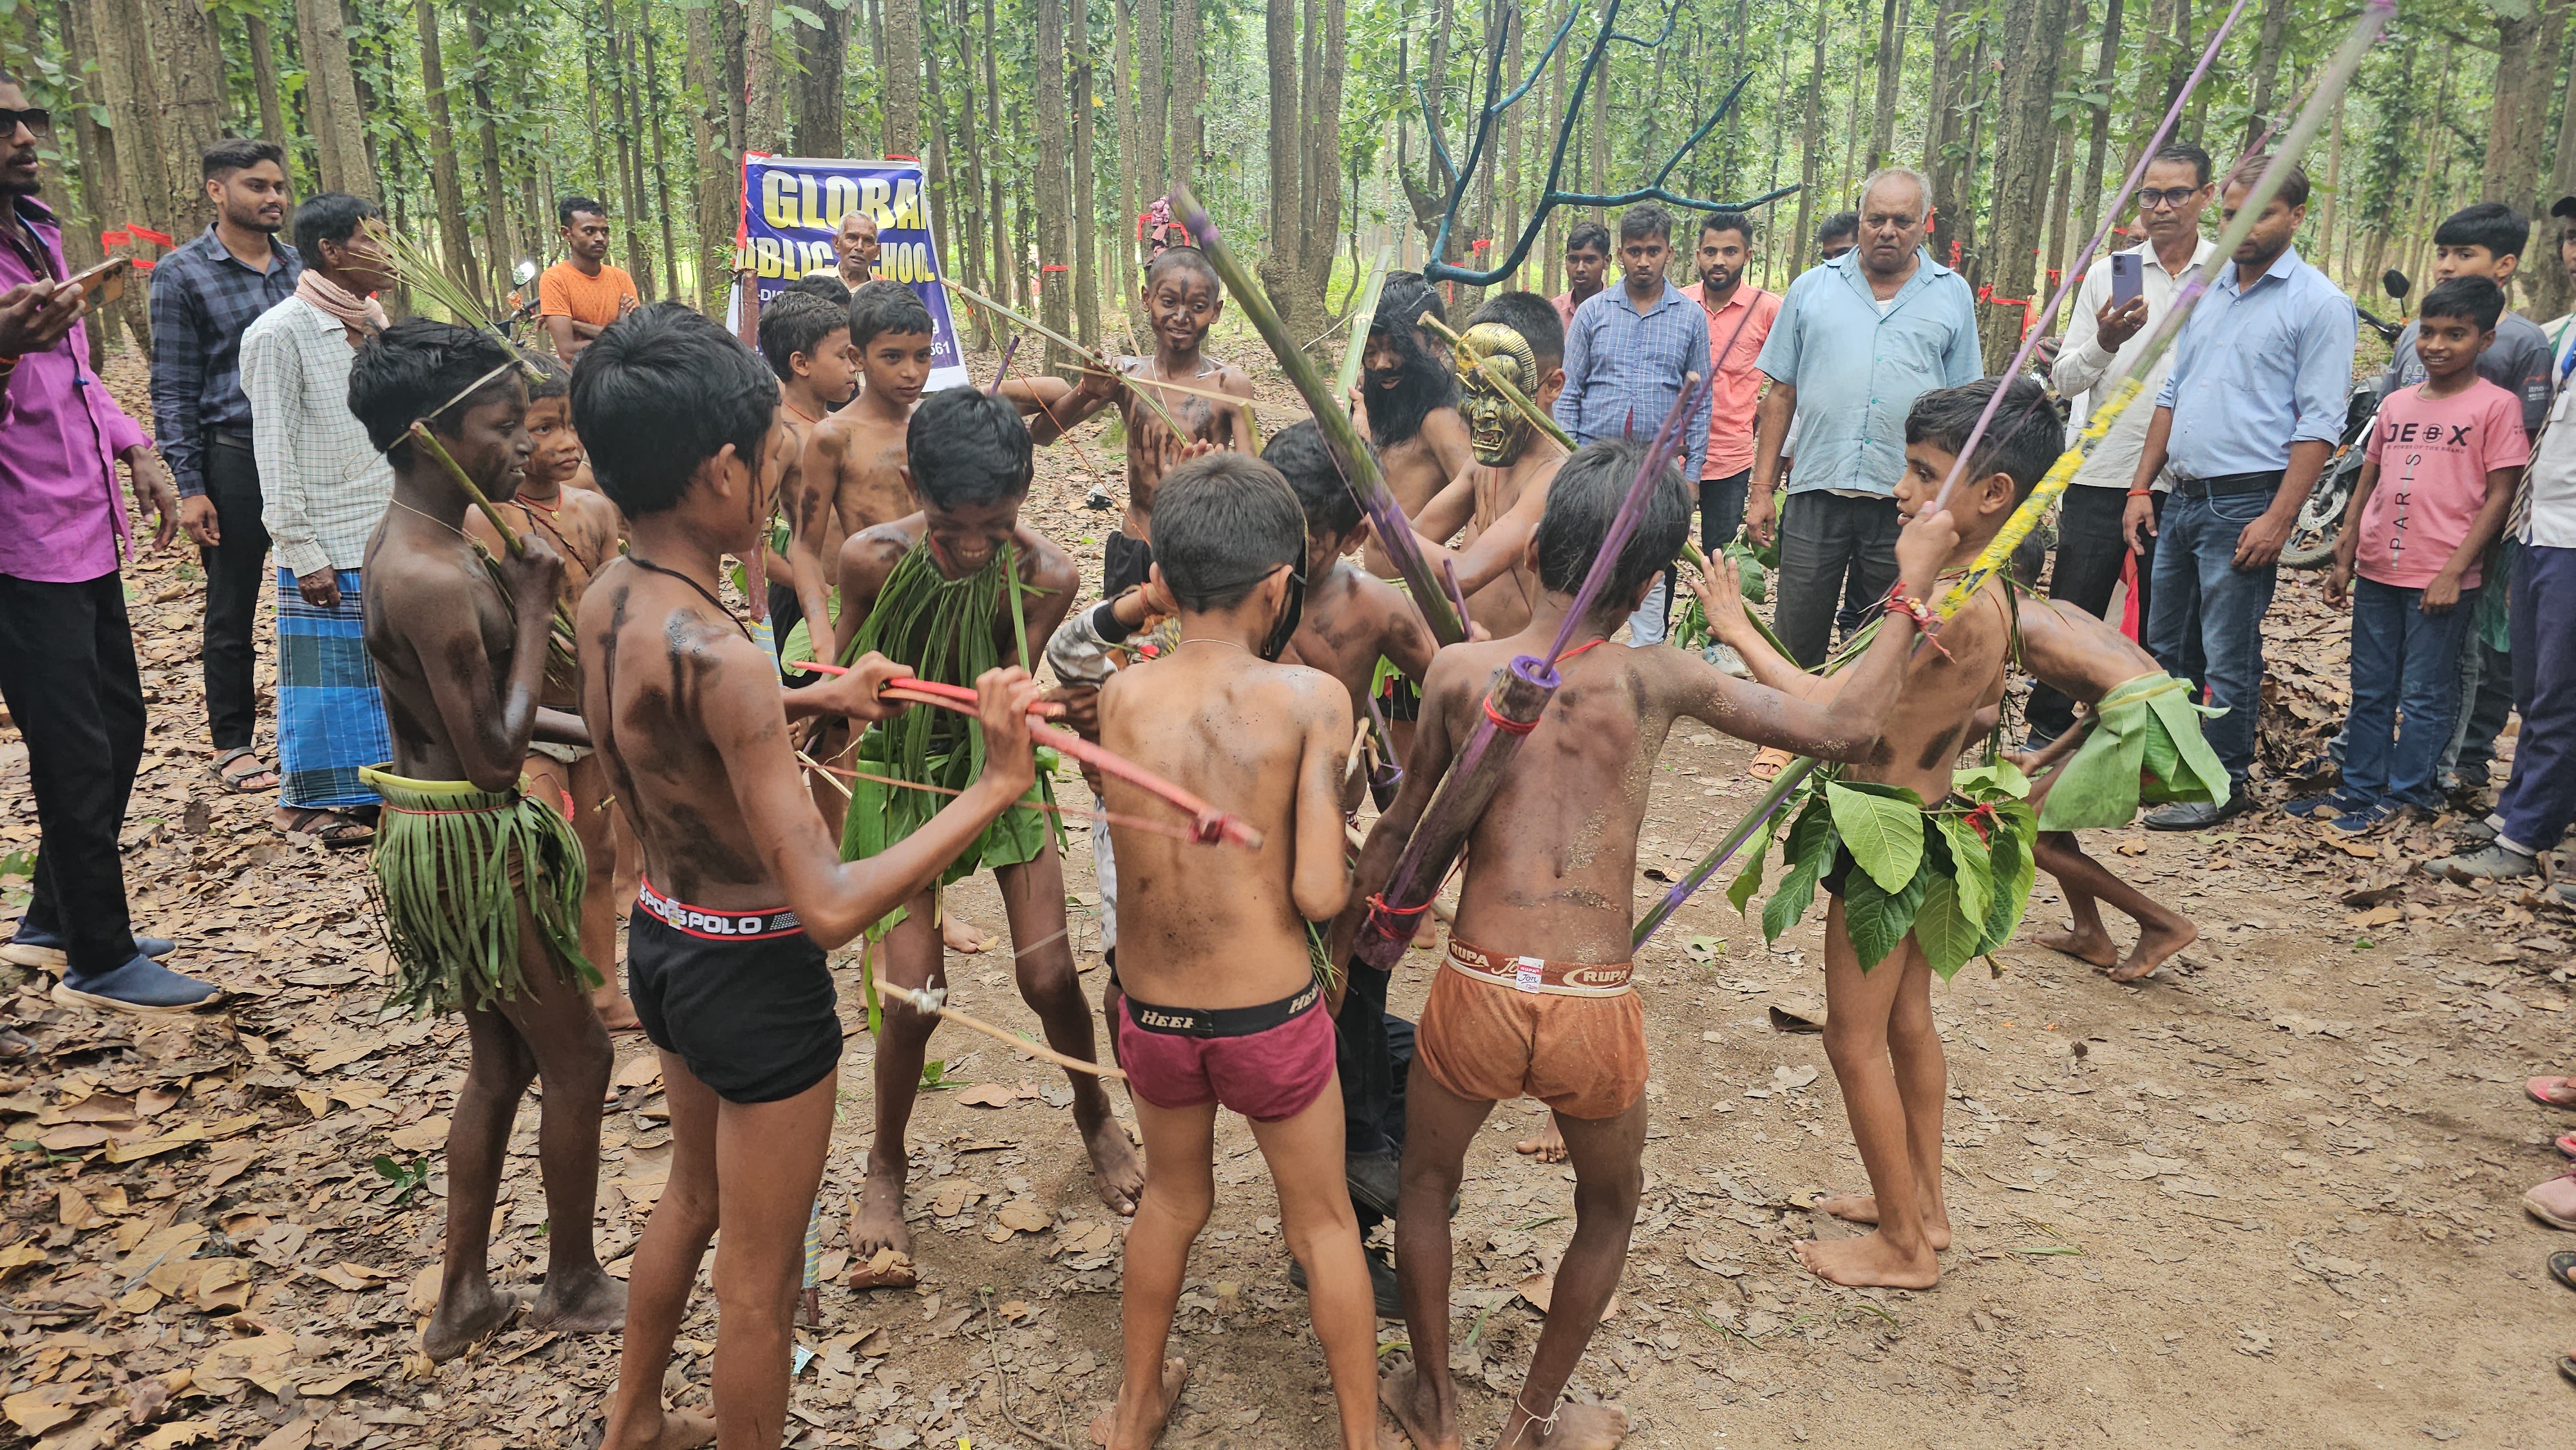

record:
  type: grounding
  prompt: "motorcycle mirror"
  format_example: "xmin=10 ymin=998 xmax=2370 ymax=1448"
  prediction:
xmin=2382 ymin=268 xmax=2410 ymax=301
xmin=513 ymin=259 xmax=540 ymax=288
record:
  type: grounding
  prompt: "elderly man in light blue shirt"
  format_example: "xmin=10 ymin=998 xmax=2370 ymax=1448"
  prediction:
xmin=1747 ymin=168 xmax=1982 ymax=666
xmin=2124 ymin=157 xmax=2356 ymax=827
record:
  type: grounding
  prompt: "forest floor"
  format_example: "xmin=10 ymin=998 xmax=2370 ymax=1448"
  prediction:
xmin=0 ymin=340 xmax=2570 ymax=1450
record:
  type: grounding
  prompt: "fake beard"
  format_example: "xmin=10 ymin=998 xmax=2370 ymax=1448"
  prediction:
xmin=1361 ymin=348 xmax=1461 ymax=448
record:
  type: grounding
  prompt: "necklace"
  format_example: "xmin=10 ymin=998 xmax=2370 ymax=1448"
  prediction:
xmin=1177 ymin=636 xmax=1249 ymax=652
xmin=784 ymin=401 xmax=823 ymax=426
xmin=390 ymin=497 xmax=476 ymax=543
xmin=629 ymin=556 xmax=752 ymax=641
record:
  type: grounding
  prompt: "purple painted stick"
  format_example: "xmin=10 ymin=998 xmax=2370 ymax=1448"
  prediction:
xmin=1924 ymin=0 xmax=2255 ymax=517
xmin=987 ymin=332 xmax=1025 ymax=395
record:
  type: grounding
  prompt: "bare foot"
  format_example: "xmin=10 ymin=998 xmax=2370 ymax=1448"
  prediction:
xmin=600 ymin=1406 xmax=717 ymax=1450
xmin=591 ymin=983 xmax=643 ymax=1032
xmin=1515 ymin=1116 xmax=1567 ymax=1163
xmin=1791 ymin=1232 xmax=1939 ymax=1289
xmin=1089 ymin=1356 xmax=1188 ymax=1450
xmin=421 ymin=1283 xmax=527 ymax=1362
xmin=943 ymin=912 xmax=998 ymax=954
xmin=1081 ymin=1109 xmax=1144 ymax=1216
xmin=2108 ymin=916 xmax=2196 ymax=984
xmin=849 ymin=1158 xmax=913 ymax=1259
xmin=1511 ymin=1400 xmax=1631 ymax=1450
xmin=528 ymin=1264 xmax=626 ymax=1335
xmin=1814 ymin=1193 xmax=1951 ymax=1250
xmin=2032 ymin=923 xmax=2116 ymax=968
xmin=1377 ymin=1364 xmax=1462 ymax=1450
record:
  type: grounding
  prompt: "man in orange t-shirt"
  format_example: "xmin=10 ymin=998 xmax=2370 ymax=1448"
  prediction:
xmin=538 ymin=195 xmax=638 ymax=362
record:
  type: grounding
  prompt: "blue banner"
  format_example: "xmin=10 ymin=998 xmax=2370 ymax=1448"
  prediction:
xmin=735 ymin=153 xmax=972 ymax=392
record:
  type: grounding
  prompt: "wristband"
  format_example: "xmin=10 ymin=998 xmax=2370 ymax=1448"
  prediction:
xmin=2125 ymin=488 xmax=2152 ymax=497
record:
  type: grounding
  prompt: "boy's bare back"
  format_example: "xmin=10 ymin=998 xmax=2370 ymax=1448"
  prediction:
xmin=2015 ymin=595 xmax=2159 ymax=706
xmin=1280 ymin=561 xmax=1437 ymax=721
xmin=1097 ymin=649 xmax=1350 ymax=1009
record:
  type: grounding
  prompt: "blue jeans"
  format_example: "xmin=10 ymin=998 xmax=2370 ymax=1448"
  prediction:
xmin=2145 ymin=486 xmax=2280 ymax=791
xmin=2342 ymin=578 xmax=2475 ymax=809
xmin=2497 ymin=544 xmax=2576 ymax=854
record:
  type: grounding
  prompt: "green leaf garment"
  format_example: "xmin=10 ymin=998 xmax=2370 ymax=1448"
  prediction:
xmin=2029 ymin=672 xmax=2228 ymax=831
xmin=361 ymin=766 xmax=599 ymax=1017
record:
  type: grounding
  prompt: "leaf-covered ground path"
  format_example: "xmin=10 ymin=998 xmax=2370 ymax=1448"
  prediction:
xmin=1 ymin=344 xmax=2568 ymax=1449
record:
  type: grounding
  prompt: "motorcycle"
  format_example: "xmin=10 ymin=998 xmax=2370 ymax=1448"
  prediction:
xmin=493 ymin=258 xmax=543 ymax=345
xmin=2280 ymin=270 xmax=2410 ymax=570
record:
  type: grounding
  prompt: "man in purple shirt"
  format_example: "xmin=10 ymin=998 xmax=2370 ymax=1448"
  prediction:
xmin=0 ymin=79 xmax=219 ymax=1012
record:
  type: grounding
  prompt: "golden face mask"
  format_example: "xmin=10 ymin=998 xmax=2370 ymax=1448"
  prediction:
xmin=1455 ymin=322 xmax=1540 ymax=467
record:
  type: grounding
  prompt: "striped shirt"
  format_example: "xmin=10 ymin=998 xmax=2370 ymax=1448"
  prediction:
xmin=1554 ymin=281 xmax=1714 ymax=481
xmin=146 ymin=225 xmax=301 ymax=498
xmin=241 ymin=296 xmax=392 ymax=576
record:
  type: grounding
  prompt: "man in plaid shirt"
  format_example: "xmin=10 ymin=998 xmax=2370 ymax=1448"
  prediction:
xmin=147 ymin=138 xmax=299 ymax=798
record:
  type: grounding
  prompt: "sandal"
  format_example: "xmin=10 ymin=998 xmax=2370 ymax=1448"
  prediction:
xmin=2527 ymin=1077 xmax=2576 ymax=1110
xmin=1748 ymin=746 xmax=1795 ymax=782
xmin=2559 ymin=1133 xmax=2576 ymax=1160
xmin=2561 ymin=1355 xmax=2576 ymax=1391
xmin=2550 ymin=1251 xmax=2576 ymax=1293
xmin=276 ymin=807 xmax=374 ymax=851
xmin=211 ymin=748 xmax=279 ymax=794
xmin=2524 ymin=1165 xmax=2576 ymax=1232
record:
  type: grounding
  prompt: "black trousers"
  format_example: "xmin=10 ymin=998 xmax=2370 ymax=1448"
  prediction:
xmin=0 ymin=572 xmax=144 ymax=975
xmin=1333 ymin=959 xmax=1414 ymax=1236
xmin=2027 ymin=487 xmax=2162 ymax=742
xmin=200 ymin=433 xmax=272 ymax=753
xmin=1700 ymin=469 xmax=1752 ymax=554
xmin=1776 ymin=491 xmax=1902 ymax=668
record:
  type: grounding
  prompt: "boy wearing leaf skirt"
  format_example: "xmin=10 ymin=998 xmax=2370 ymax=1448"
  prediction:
xmin=1349 ymin=438 xmax=1956 ymax=1449
xmin=1693 ymin=377 xmax=2059 ymax=1290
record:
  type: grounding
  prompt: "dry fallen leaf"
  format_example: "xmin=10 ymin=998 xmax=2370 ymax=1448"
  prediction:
xmin=138 ymin=1421 xmax=217 ymax=1450
xmin=404 ymin=1263 xmax=440 ymax=1318
xmin=3 ymin=1386 xmax=87 ymax=1436
xmin=956 ymin=1084 xmax=1015 ymax=1108
xmin=1513 ymin=1268 xmax=1618 ymax=1321
xmin=996 ymin=1200 xmax=1052 ymax=1234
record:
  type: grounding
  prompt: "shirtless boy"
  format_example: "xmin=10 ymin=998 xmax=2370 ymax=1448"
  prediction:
xmin=1409 ymin=290 xmax=1573 ymax=639
xmin=1263 ymin=420 xmax=1441 ymax=733
xmin=831 ymin=386 xmax=1145 ymax=1265
xmin=1090 ymin=454 xmax=1383 ymax=1450
xmin=466 ymin=352 xmax=637 ymax=1031
xmin=788 ymin=281 xmax=933 ymax=657
xmin=750 ymin=292 xmax=857 ymax=657
xmin=572 ymin=304 xmax=1045 ymax=1450
xmin=2013 ymin=596 xmax=2221 ymax=983
xmin=1694 ymin=377 xmax=2054 ymax=1290
xmin=1350 ymin=438 xmax=1956 ymax=1449
xmin=1004 ymin=246 xmax=1253 ymax=593
xmin=1355 ymin=272 xmax=1475 ymax=528
xmin=348 ymin=319 xmax=621 ymax=1361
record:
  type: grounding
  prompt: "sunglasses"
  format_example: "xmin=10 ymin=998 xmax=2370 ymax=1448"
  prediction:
xmin=0 ymin=108 xmax=50 ymax=138
xmin=2136 ymin=186 xmax=2206 ymax=211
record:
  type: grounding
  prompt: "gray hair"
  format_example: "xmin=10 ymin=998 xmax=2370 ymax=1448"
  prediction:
xmin=1858 ymin=167 xmax=1931 ymax=216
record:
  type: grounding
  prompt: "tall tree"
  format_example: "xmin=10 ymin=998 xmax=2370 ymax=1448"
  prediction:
xmin=2242 ymin=0 xmax=2289 ymax=149
xmin=1866 ymin=0 xmax=1908 ymax=174
xmin=981 ymin=0 xmax=1012 ymax=305
xmin=2072 ymin=0 xmax=2119 ymax=261
xmin=1036 ymin=0 xmax=1074 ymax=368
xmin=1169 ymin=0 xmax=1200 ymax=200
xmin=1072 ymin=0 xmax=1099 ymax=344
xmin=141 ymin=0 xmax=225 ymax=221
xmin=416 ymin=0 xmax=478 ymax=296
xmin=1981 ymin=0 xmax=2068 ymax=370
xmin=466 ymin=3 xmax=518 ymax=296
xmin=1113 ymin=0 xmax=1140 ymax=303
xmin=687 ymin=0 xmax=734 ymax=310
xmin=243 ymin=11 xmax=288 ymax=155
xmin=1790 ymin=0 xmax=1829 ymax=263
xmin=611 ymin=7 xmax=654 ymax=294
xmin=792 ymin=0 xmax=848 ymax=156
xmin=1137 ymin=0 xmax=1168 ymax=205
xmin=296 ymin=0 xmax=379 ymax=198
xmin=2537 ymin=11 xmax=2576 ymax=319
xmin=641 ymin=0 xmax=683 ymax=299
xmin=885 ymin=0 xmax=923 ymax=156
xmin=746 ymin=0 xmax=787 ymax=151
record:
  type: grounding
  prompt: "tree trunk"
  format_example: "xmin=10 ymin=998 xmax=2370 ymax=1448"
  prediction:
xmin=686 ymin=0 xmax=733 ymax=312
xmin=793 ymin=0 xmax=849 ymax=157
xmin=2043 ymin=102 xmax=2077 ymax=323
xmin=1499 ymin=0 xmax=1522 ymax=287
xmin=463 ymin=4 xmax=517 ymax=297
xmin=296 ymin=0 xmax=378 ymax=198
xmin=642 ymin=0 xmax=683 ymax=300
xmin=1113 ymin=0 xmax=1140 ymax=305
xmin=1922 ymin=0 xmax=1965 ymax=263
xmin=1543 ymin=2 xmax=1566 ymax=294
xmin=416 ymin=0 xmax=478 ymax=300
xmin=885 ymin=0 xmax=923 ymax=156
xmin=616 ymin=12 xmax=657 ymax=296
xmin=1790 ymin=0 xmax=1829 ymax=265
xmin=1587 ymin=0 xmax=1608 ymax=201
xmin=2242 ymin=0 xmax=2289 ymax=149
xmin=983 ymin=0 xmax=1012 ymax=306
xmin=1264 ymin=0 xmax=1303 ymax=313
xmin=746 ymin=0 xmax=786 ymax=152
xmin=1982 ymin=0 xmax=2068 ymax=370
xmin=2535 ymin=7 xmax=2576 ymax=320
xmin=1138 ymin=0 xmax=1168 ymax=204
xmin=1072 ymin=0 xmax=1100 ymax=344
xmin=2073 ymin=0 xmax=2119 ymax=257
xmin=1169 ymin=0 xmax=1200 ymax=201
xmin=2488 ymin=0 xmax=2564 ymax=220
xmin=244 ymin=14 xmax=288 ymax=155
xmin=1867 ymin=0 xmax=1908 ymax=174
xmin=143 ymin=0 xmax=226 ymax=224
xmin=2318 ymin=97 xmax=2345 ymax=286
xmin=1036 ymin=0 xmax=1074 ymax=370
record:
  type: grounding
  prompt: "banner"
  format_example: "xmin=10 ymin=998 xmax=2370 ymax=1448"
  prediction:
xmin=734 ymin=153 xmax=972 ymax=392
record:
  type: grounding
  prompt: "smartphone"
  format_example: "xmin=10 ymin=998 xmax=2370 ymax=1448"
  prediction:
xmin=64 ymin=256 xmax=130 ymax=307
xmin=2110 ymin=252 xmax=2143 ymax=310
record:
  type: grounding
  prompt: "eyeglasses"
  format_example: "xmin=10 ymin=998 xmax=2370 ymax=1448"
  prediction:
xmin=2136 ymin=186 xmax=2205 ymax=211
xmin=0 ymin=108 xmax=50 ymax=139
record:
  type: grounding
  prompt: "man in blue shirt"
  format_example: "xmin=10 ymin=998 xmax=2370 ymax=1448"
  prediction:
xmin=1553 ymin=203 xmax=1711 ymax=645
xmin=2124 ymin=156 xmax=2355 ymax=827
xmin=1747 ymin=168 xmax=1982 ymax=666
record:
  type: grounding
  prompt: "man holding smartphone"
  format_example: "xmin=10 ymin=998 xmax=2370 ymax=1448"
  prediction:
xmin=148 ymin=138 xmax=299 ymax=800
xmin=2032 ymin=143 xmax=2217 ymax=748
xmin=0 ymin=77 xmax=218 ymax=1013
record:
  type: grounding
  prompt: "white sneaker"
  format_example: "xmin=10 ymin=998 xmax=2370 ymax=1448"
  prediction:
xmin=1705 ymin=643 xmax=1750 ymax=678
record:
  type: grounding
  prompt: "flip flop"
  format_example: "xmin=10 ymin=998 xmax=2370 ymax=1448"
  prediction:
xmin=2549 ymin=1251 xmax=2576 ymax=1293
xmin=2528 ymin=1077 xmax=2576 ymax=1110
xmin=2561 ymin=1355 xmax=2576 ymax=1391
xmin=211 ymin=748 xmax=278 ymax=794
xmin=2559 ymin=1133 xmax=2576 ymax=1160
xmin=1748 ymin=746 xmax=1794 ymax=782
xmin=276 ymin=807 xmax=374 ymax=851
xmin=2523 ymin=1167 xmax=2576 ymax=1232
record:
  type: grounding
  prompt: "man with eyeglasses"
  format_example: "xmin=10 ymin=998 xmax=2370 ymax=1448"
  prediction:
xmin=2027 ymin=144 xmax=2217 ymax=749
xmin=2125 ymin=155 xmax=2355 ymax=827
xmin=0 ymin=79 xmax=219 ymax=1013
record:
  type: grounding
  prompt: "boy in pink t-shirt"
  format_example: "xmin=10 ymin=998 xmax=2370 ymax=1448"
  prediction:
xmin=2325 ymin=276 xmax=2531 ymax=829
